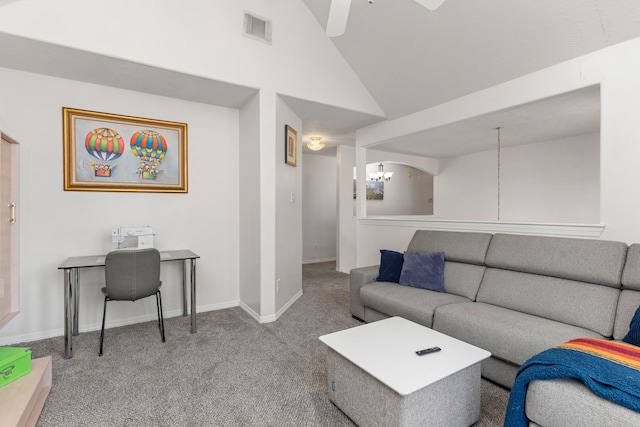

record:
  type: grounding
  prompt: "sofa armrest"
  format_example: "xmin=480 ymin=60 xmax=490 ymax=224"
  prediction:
xmin=350 ymin=265 xmax=379 ymax=320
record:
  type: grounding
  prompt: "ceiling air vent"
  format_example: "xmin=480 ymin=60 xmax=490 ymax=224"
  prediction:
xmin=244 ymin=12 xmax=272 ymax=45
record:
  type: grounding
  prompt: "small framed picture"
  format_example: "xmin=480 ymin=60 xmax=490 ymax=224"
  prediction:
xmin=285 ymin=125 xmax=297 ymax=166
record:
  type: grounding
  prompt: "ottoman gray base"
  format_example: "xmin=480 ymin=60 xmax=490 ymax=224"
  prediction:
xmin=326 ymin=347 xmax=481 ymax=426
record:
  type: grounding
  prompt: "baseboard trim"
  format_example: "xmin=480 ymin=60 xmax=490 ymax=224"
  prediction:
xmin=0 ymin=300 xmax=241 ymax=346
xmin=0 ymin=329 xmax=62 ymax=347
xmin=238 ymin=301 xmax=263 ymax=323
xmin=276 ymin=290 xmax=303 ymax=319
xmin=196 ymin=300 xmax=239 ymax=314
xmin=1 ymin=291 xmax=306 ymax=345
xmin=238 ymin=290 xmax=304 ymax=323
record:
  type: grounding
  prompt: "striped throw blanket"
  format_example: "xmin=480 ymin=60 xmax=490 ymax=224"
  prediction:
xmin=504 ymin=338 xmax=640 ymax=427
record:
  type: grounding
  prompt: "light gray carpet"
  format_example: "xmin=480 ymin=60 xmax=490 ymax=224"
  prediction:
xmin=21 ymin=261 xmax=509 ymax=426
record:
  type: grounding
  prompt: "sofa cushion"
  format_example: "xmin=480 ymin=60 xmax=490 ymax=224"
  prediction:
xmin=399 ymin=251 xmax=445 ymax=292
xmin=377 ymin=249 xmax=404 ymax=283
xmin=441 ymin=261 xmax=487 ymax=301
xmin=407 ymin=230 xmax=492 ymax=265
xmin=526 ymin=378 xmax=640 ymax=427
xmin=433 ymin=302 xmax=603 ymax=366
xmin=622 ymin=244 xmax=640 ymax=291
xmin=476 ymin=268 xmax=619 ymax=337
xmin=360 ymin=282 xmax=470 ymax=328
xmin=485 ymin=233 xmax=627 ymax=288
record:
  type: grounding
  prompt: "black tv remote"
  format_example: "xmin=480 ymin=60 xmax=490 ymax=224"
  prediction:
xmin=416 ymin=347 xmax=441 ymax=356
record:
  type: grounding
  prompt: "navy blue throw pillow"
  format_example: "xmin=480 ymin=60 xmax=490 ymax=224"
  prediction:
xmin=399 ymin=251 xmax=445 ymax=292
xmin=377 ymin=250 xmax=404 ymax=283
xmin=623 ymin=306 xmax=640 ymax=346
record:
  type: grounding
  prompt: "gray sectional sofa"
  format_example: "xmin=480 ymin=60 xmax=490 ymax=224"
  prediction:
xmin=350 ymin=230 xmax=640 ymax=426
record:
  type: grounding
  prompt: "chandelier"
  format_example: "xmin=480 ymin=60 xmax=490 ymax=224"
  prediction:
xmin=369 ymin=163 xmax=393 ymax=181
xmin=307 ymin=136 xmax=325 ymax=151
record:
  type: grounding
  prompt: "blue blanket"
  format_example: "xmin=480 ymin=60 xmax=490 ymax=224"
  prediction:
xmin=504 ymin=340 xmax=640 ymax=427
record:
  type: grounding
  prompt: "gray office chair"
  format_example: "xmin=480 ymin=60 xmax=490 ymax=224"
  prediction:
xmin=99 ymin=248 xmax=165 ymax=356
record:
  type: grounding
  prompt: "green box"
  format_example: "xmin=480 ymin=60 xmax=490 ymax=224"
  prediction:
xmin=0 ymin=347 xmax=32 ymax=388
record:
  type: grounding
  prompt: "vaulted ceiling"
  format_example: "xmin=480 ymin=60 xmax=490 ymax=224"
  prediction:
xmin=303 ymin=0 xmax=640 ymax=120
xmin=299 ymin=0 xmax=640 ymax=156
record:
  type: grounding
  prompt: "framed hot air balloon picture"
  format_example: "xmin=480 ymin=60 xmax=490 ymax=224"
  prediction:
xmin=62 ymin=108 xmax=188 ymax=193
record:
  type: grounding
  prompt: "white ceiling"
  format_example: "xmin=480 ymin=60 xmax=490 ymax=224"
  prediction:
xmin=372 ymin=85 xmax=601 ymax=158
xmin=303 ymin=0 xmax=640 ymax=120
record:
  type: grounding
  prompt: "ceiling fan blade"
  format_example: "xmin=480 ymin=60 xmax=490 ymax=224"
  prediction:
xmin=326 ymin=0 xmax=352 ymax=38
xmin=414 ymin=0 xmax=446 ymax=11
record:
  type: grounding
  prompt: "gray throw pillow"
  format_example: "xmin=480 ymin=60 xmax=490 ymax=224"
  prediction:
xmin=399 ymin=251 xmax=445 ymax=292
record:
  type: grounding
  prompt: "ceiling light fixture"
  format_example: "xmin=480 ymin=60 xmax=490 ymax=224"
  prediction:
xmin=369 ymin=163 xmax=393 ymax=181
xmin=307 ymin=136 xmax=325 ymax=151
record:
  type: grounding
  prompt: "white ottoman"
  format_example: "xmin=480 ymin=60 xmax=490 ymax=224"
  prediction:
xmin=320 ymin=317 xmax=491 ymax=426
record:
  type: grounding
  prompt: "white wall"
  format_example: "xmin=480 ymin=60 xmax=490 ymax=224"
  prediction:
xmin=275 ymin=97 xmax=303 ymax=314
xmin=501 ymin=134 xmax=599 ymax=223
xmin=365 ymin=163 xmax=433 ymax=216
xmin=436 ymin=133 xmax=600 ymax=223
xmin=0 ymin=67 xmax=240 ymax=343
xmin=239 ymin=93 xmax=261 ymax=315
xmin=302 ymin=153 xmax=337 ymax=263
xmin=354 ymin=37 xmax=640 ymax=267
xmin=337 ymin=145 xmax=356 ymax=273
xmin=435 ymin=149 xmax=500 ymax=221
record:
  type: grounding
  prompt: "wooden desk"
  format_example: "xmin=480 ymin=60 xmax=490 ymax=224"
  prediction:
xmin=58 ymin=249 xmax=199 ymax=359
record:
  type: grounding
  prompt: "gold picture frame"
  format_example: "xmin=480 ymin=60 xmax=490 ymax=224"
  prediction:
xmin=63 ymin=107 xmax=188 ymax=193
xmin=285 ymin=125 xmax=297 ymax=167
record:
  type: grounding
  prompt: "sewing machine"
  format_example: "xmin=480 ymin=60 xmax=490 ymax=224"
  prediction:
xmin=111 ymin=226 xmax=154 ymax=249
